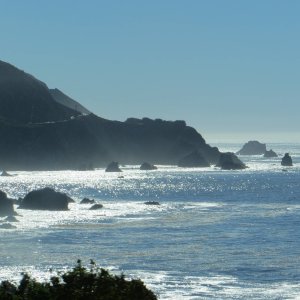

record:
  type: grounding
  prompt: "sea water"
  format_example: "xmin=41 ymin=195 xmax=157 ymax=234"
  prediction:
xmin=0 ymin=143 xmax=299 ymax=299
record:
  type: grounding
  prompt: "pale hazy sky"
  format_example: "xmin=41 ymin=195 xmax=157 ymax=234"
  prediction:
xmin=1 ymin=1 xmax=299 ymax=142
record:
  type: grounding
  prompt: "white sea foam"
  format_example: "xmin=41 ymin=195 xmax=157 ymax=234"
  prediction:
xmin=133 ymin=270 xmax=300 ymax=299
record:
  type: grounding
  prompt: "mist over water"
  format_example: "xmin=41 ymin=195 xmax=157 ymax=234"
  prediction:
xmin=0 ymin=143 xmax=300 ymax=299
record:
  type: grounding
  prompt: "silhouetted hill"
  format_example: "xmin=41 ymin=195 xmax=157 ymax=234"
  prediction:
xmin=50 ymin=88 xmax=91 ymax=114
xmin=0 ymin=114 xmax=220 ymax=170
xmin=0 ymin=60 xmax=79 ymax=124
xmin=0 ymin=60 xmax=221 ymax=170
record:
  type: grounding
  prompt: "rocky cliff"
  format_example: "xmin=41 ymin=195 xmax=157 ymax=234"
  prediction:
xmin=0 ymin=60 xmax=220 ymax=170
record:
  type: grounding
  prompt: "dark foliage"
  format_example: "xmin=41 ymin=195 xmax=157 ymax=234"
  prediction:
xmin=0 ymin=260 xmax=157 ymax=300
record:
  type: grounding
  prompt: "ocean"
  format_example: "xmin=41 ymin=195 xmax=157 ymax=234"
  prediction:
xmin=0 ymin=142 xmax=299 ymax=299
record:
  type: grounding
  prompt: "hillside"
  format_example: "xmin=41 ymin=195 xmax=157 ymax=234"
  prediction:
xmin=50 ymin=88 xmax=91 ymax=115
xmin=0 ymin=60 xmax=220 ymax=170
xmin=0 ymin=60 xmax=79 ymax=124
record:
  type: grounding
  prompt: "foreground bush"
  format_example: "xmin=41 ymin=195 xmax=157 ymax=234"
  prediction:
xmin=0 ymin=260 xmax=157 ymax=300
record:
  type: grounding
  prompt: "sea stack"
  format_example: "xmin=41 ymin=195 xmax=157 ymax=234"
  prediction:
xmin=216 ymin=153 xmax=247 ymax=170
xmin=105 ymin=162 xmax=122 ymax=172
xmin=0 ymin=190 xmax=16 ymax=216
xmin=264 ymin=149 xmax=278 ymax=158
xmin=281 ymin=153 xmax=293 ymax=166
xmin=237 ymin=141 xmax=266 ymax=155
xmin=0 ymin=170 xmax=12 ymax=176
xmin=140 ymin=162 xmax=157 ymax=170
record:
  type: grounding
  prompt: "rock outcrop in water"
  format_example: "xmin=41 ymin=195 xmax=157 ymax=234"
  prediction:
xmin=264 ymin=149 xmax=278 ymax=158
xmin=80 ymin=198 xmax=95 ymax=204
xmin=0 ymin=190 xmax=16 ymax=216
xmin=0 ymin=60 xmax=222 ymax=170
xmin=216 ymin=153 xmax=247 ymax=170
xmin=19 ymin=187 xmax=71 ymax=210
xmin=144 ymin=201 xmax=160 ymax=205
xmin=140 ymin=162 xmax=157 ymax=170
xmin=4 ymin=215 xmax=18 ymax=222
xmin=105 ymin=162 xmax=122 ymax=172
xmin=237 ymin=141 xmax=266 ymax=155
xmin=89 ymin=204 xmax=103 ymax=210
xmin=0 ymin=170 xmax=12 ymax=176
xmin=281 ymin=153 xmax=293 ymax=166
xmin=0 ymin=223 xmax=16 ymax=229
xmin=178 ymin=150 xmax=210 ymax=168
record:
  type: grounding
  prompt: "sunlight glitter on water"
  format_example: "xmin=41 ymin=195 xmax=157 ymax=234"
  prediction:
xmin=1 ymin=200 xmax=222 ymax=231
xmin=0 ymin=143 xmax=300 ymax=299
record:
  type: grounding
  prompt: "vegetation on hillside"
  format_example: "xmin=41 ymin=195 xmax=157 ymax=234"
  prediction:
xmin=0 ymin=260 xmax=157 ymax=300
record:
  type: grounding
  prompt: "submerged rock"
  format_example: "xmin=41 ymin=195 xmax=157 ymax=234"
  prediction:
xmin=281 ymin=153 xmax=293 ymax=166
xmin=178 ymin=151 xmax=210 ymax=168
xmin=105 ymin=162 xmax=122 ymax=172
xmin=4 ymin=215 xmax=18 ymax=222
xmin=237 ymin=141 xmax=266 ymax=155
xmin=140 ymin=162 xmax=157 ymax=170
xmin=80 ymin=198 xmax=95 ymax=204
xmin=19 ymin=187 xmax=71 ymax=210
xmin=0 ymin=170 xmax=12 ymax=177
xmin=0 ymin=190 xmax=16 ymax=216
xmin=216 ymin=153 xmax=247 ymax=170
xmin=0 ymin=223 xmax=17 ymax=229
xmin=89 ymin=204 xmax=103 ymax=210
xmin=263 ymin=149 xmax=278 ymax=158
xmin=144 ymin=201 xmax=160 ymax=205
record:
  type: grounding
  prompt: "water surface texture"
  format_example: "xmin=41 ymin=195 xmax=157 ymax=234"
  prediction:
xmin=0 ymin=143 xmax=300 ymax=299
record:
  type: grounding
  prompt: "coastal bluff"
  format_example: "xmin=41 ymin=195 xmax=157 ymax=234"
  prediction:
xmin=0 ymin=60 xmax=222 ymax=170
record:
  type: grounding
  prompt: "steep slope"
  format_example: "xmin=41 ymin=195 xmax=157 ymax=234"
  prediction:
xmin=50 ymin=88 xmax=90 ymax=114
xmin=0 ymin=60 xmax=79 ymax=124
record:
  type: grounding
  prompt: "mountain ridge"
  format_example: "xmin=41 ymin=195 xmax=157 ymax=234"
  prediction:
xmin=0 ymin=60 xmax=221 ymax=170
xmin=0 ymin=60 xmax=80 ymax=124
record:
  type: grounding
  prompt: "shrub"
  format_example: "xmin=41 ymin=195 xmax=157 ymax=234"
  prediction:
xmin=0 ymin=260 xmax=157 ymax=300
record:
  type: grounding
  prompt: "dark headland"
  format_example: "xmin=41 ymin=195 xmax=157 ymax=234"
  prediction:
xmin=0 ymin=60 xmax=237 ymax=170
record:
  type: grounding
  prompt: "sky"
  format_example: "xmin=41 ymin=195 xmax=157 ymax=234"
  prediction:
xmin=1 ymin=1 xmax=299 ymax=142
